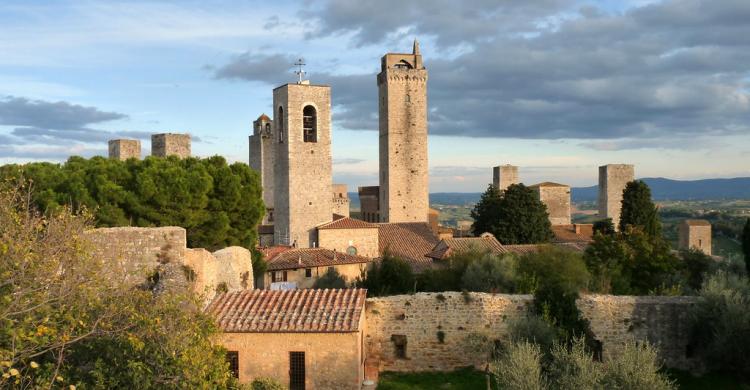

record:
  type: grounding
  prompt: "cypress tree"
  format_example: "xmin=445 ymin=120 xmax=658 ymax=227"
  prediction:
xmin=471 ymin=184 xmax=503 ymax=237
xmin=472 ymin=183 xmax=553 ymax=244
xmin=619 ymin=180 xmax=661 ymax=238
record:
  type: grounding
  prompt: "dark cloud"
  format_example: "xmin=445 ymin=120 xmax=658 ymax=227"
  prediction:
xmin=0 ymin=96 xmax=127 ymax=130
xmin=212 ymin=0 xmax=750 ymax=150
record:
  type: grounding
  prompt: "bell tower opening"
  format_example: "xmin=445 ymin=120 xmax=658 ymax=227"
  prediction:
xmin=303 ymin=105 xmax=317 ymax=143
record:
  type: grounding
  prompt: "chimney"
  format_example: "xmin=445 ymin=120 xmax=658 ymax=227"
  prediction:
xmin=298 ymin=255 xmax=302 ymax=266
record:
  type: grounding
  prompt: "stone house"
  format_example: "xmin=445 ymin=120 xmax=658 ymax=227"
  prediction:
xmin=207 ymin=288 xmax=367 ymax=389
xmin=263 ymin=247 xmax=371 ymax=289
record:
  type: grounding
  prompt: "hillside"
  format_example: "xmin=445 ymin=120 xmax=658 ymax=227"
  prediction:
xmin=571 ymin=177 xmax=750 ymax=202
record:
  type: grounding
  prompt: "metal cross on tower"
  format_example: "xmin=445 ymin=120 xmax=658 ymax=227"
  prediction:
xmin=294 ymin=58 xmax=306 ymax=84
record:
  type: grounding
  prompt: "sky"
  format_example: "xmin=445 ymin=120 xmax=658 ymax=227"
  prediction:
xmin=0 ymin=0 xmax=749 ymax=192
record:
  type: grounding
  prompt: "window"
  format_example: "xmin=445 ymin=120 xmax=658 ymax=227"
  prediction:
xmin=289 ymin=352 xmax=305 ymax=390
xmin=278 ymin=106 xmax=284 ymax=143
xmin=347 ymin=246 xmax=357 ymax=256
xmin=303 ymin=105 xmax=317 ymax=143
xmin=305 ymin=268 xmax=312 ymax=278
xmin=272 ymin=271 xmax=288 ymax=283
xmin=391 ymin=335 xmax=407 ymax=359
xmin=226 ymin=351 xmax=239 ymax=378
xmin=265 ymin=122 xmax=271 ymax=135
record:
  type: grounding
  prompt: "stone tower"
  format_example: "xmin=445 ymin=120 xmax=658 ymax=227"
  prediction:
xmin=378 ymin=39 xmax=429 ymax=223
xmin=530 ymin=182 xmax=571 ymax=225
xmin=249 ymin=114 xmax=275 ymax=224
xmin=493 ymin=165 xmax=519 ymax=191
xmin=151 ymin=133 xmax=191 ymax=158
xmin=108 ymin=139 xmax=141 ymax=160
xmin=679 ymin=219 xmax=712 ymax=256
xmin=598 ymin=164 xmax=634 ymax=230
xmin=273 ymin=81 xmax=333 ymax=248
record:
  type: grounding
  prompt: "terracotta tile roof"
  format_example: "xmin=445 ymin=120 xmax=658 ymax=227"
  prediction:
xmin=206 ymin=288 xmax=366 ymax=333
xmin=266 ymin=248 xmax=371 ymax=271
xmin=503 ymin=242 xmax=588 ymax=254
xmin=426 ymin=234 xmax=506 ymax=260
xmin=255 ymin=113 xmax=271 ymax=122
xmin=378 ymin=222 xmax=439 ymax=272
xmin=551 ymin=224 xmax=594 ymax=243
xmin=318 ymin=217 xmax=378 ymax=230
xmin=529 ymin=181 xmax=570 ymax=188
xmin=259 ymin=246 xmax=293 ymax=262
xmin=683 ymin=219 xmax=711 ymax=226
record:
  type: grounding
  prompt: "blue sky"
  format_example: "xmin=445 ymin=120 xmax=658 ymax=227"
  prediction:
xmin=1 ymin=0 xmax=749 ymax=192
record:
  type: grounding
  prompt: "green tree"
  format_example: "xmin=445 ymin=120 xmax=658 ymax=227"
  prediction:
xmin=363 ymin=254 xmax=414 ymax=296
xmin=680 ymin=248 xmax=716 ymax=292
xmin=619 ymin=180 xmax=661 ymax=238
xmin=472 ymin=184 xmax=553 ymax=244
xmin=462 ymin=253 xmax=519 ymax=293
xmin=743 ymin=218 xmax=750 ymax=275
xmin=592 ymin=218 xmax=615 ymax=236
xmin=313 ymin=267 xmax=347 ymax=289
xmin=517 ymin=246 xmax=590 ymax=294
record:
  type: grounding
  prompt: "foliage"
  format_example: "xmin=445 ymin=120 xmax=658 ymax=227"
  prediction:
xmin=517 ymin=246 xmax=589 ymax=295
xmin=377 ymin=367 xmax=493 ymax=390
xmin=532 ymin=283 xmax=592 ymax=347
xmin=689 ymin=271 xmax=750 ymax=378
xmin=592 ymin=218 xmax=615 ymax=236
xmin=0 ymin=155 xmax=265 ymax=251
xmin=490 ymin=341 xmax=547 ymax=390
xmin=743 ymin=218 xmax=750 ymax=275
xmin=362 ymin=254 xmax=414 ymax=296
xmin=0 ymin=183 xmax=236 ymax=389
xmin=680 ymin=249 xmax=717 ymax=292
xmin=417 ymin=248 xmax=483 ymax=292
xmin=599 ymin=340 xmax=675 ymax=390
xmin=547 ymin=338 xmax=602 ymax=390
xmin=507 ymin=314 xmax=557 ymax=354
xmin=472 ymin=184 xmax=554 ymax=245
xmin=584 ymin=228 xmax=680 ymax=295
xmin=461 ymin=253 xmax=519 ymax=293
xmin=312 ymin=267 xmax=347 ymax=289
xmin=250 ymin=377 xmax=287 ymax=390
xmin=619 ymin=180 xmax=662 ymax=238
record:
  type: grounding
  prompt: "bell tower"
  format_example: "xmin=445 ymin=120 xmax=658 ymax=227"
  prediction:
xmin=273 ymin=63 xmax=333 ymax=248
xmin=378 ymin=39 xmax=429 ymax=223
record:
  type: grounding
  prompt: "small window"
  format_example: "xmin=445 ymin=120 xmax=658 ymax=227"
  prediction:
xmin=391 ymin=334 xmax=407 ymax=359
xmin=226 ymin=351 xmax=239 ymax=378
xmin=283 ymin=271 xmax=288 ymax=282
xmin=303 ymin=105 xmax=317 ymax=143
xmin=278 ymin=106 xmax=284 ymax=143
xmin=305 ymin=268 xmax=312 ymax=278
xmin=347 ymin=246 xmax=357 ymax=256
xmin=265 ymin=122 xmax=271 ymax=134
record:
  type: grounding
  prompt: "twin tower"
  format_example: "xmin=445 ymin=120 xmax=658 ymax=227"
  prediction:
xmin=250 ymin=41 xmax=429 ymax=248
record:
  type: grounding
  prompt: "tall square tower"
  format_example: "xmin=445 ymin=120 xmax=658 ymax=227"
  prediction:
xmin=249 ymin=114 xmax=275 ymax=224
xmin=598 ymin=164 xmax=635 ymax=230
xmin=679 ymin=219 xmax=712 ymax=256
xmin=273 ymin=82 xmax=333 ymax=248
xmin=108 ymin=139 xmax=141 ymax=160
xmin=151 ymin=133 xmax=191 ymax=158
xmin=530 ymin=182 xmax=571 ymax=226
xmin=493 ymin=165 xmax=519 ymax=191
xmin=378 ymin=40 xmax=429 ymax=223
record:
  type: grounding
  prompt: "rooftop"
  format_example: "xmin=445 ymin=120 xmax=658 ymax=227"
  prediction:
xmin=378 ymin=222 xmax=439 ymax=272
xmin=426 ymin=234 xmax=505 ymax=260
xmin=551 ymin=224 xmax=594 ymax=243
xmin=266 ymin=248 xmax=371 ymax=271
xmin=529 ymin=181 xmax=570 ymax=188
xmin=206 ymin=288 xmax=367 ymax=333
xmin=683 ymin=219 xmax=711 ymax=226
xmin=318 ymin=217 xmax=378 ymax=230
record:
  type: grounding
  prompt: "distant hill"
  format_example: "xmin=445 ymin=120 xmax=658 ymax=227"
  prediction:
xmin=572 ymin=177 xmax=750 ymax=202
xmin=347 ymin=177 xmax=750 ymax=208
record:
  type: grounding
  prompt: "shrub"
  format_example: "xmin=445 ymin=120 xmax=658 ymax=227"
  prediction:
xmin=600 ymin=340 xmax=675 ymax=390
xmin=518 ymin=246 xmax=589 ymax=294
xmin=312 ymin=267 xmax=347 ymax=289
xmin=548 ymin=337 xmax=602 ymax=390
xmin=490 ymin=341 xmax=547 ymax=390
xmin=250 ymin=377 xmax=287 ymax=390
xmin=507 ymin=314 xmax=557 ymax=354
xmin=462 ymin=253 xmax=519 ymax=293
xmin=680 ymin=248 xmax=716 ymax=292
xmin=362 ymin=253 xmax=414 ymax=296
xmin=689 ymin=271 xmax=750 ymax=377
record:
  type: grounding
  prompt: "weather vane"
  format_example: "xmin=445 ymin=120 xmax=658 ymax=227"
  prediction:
xmin=294 ymin=58 xmax=306 ymax=84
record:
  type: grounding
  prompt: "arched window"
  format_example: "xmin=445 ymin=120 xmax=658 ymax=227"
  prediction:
xmin=277 ymin=106 xmax=284 ymax=143
xmin=303 ymin=105 xmax=317 ymax=143
xmin=265 ymin=123 xmax=271 ymax=135
xmin=347 ymin=246 xmax=357 ymax=256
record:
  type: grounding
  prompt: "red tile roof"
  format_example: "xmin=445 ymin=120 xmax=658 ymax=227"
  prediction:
xmin=318 ymin=217 xmax=378 ymax=230
xmin=206 ymin=288 xmax=366 ymax=333
xmin=259 ymin=246 xmax=293 ymax=262
xmin=426 ymin=234 xmax=506 ymax=260
xmin=503 ymin=242 xmax=588 ymax=254
xmin=266 ymin=248 xmax=371 ymax=271
xmin=255 ymin=113 xmax=271 ymax=122
xmin=551 ymin=224 xmax=594 ymax=243
xmin=378 ymin=222 xmax=439 ymax=272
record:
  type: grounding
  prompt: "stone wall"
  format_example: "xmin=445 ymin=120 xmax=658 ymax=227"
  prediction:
xmin=185 ymin=247 xmax=254 ymax=301
xmin=108 ymin=139 xmax=141 ymax=160
xmin=678 ymin=221 xmax=712 ymax=256
xmin=364 ymin=292 xmax=698 ymax=373
xmin=358 ymin=186 xmax=380 ymax=223
xmin=265 ymin=262 xmax=368 ymax=289
xmin=151 ymin=133 xmax=191 ymax=158
xmin=598 ymin=164 xmax=634 ymax=230
xmin=493 ymin=165 xmax=519 ymax=191
xmin=532 ymin=184 xmax=571 ymax=225
xmin=332 ymin=184 xmax=350 ymax=217
xmin=318 ymin=227 xmax=380 ymax=258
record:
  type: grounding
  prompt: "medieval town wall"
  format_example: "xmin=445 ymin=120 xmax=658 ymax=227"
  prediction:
xmin=364 ymin=292 xmax=697 ymax=373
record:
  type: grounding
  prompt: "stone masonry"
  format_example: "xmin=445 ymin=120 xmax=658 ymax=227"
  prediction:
xmin=365 ymin=292 xmax=698 ymax=373
xmin=678 ymin=219 xmax=712 ymax=256
xmin=249 ymin=114 xmax=275 ymax=224
xmin=332 ymin=184 xmax=351 ymax=217
xmin=151 ymin=133 xmax=191 ymax=158
xmin=598 ymin=164 xmax=634 ymax=230
xmin=378 ymin=40 xmax=429 ymax=223
xmin=492 ymin=164 xmax=519 ymax=191
xmin=530 ymin=182 xmax=571 ymax=225
xmin=273 ymin=82 xmax=333 ymax=248
xmin=108 ymin=139 xmax=141 ymax=160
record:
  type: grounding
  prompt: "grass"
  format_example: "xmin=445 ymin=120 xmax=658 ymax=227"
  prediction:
xmin=376 ymin=367 xmax=494 ymax=390
xmin=376 ymin=367 xmax=748 ymax=389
